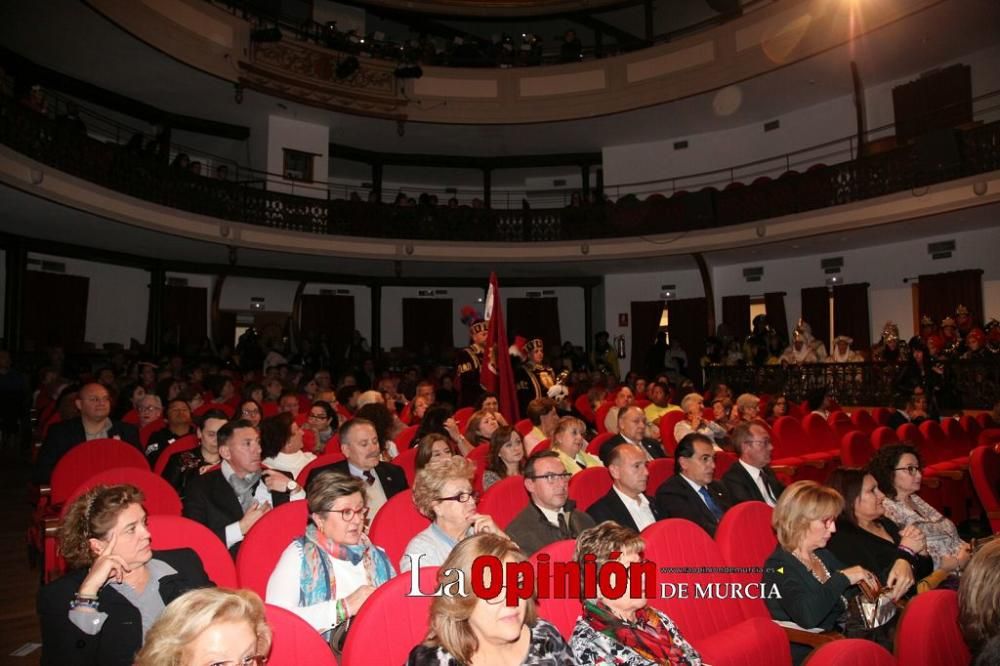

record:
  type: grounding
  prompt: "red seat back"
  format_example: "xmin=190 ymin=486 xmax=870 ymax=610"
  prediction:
xmin=713 ymin=450 xmax=738 ymax=479
xmin=236 ymin=500 xmax=309 ymax=597
xmin=529 ymin=438 xmax=552 ymax=457
xmin=368 ymin=490 xmax=429 ymax=571
xmin=959 ymin=414 xmax=981 ymax=441
xmin=340 ymin=567 xmax=438 ymax=666
xmin=295 ymin=452 xmax=347 ymax=488
xmin=970 ymin=445 xmax=1000 ymax=532
xmin=871 ymin=407 xmax=893 ymax=427
xmin=62 ymin=468 xmax=182 ymax=518
xmin=514 ymin=419 xmax=533 ymax=438
xmin=264 ymin=604 xmax=338 ymax=666
xmin=122 ymin=409 xmax=139 ymax=425
xmin=896 ymin=423 xmax=925 ymax=447
xmin=393 ymin=446 xmax=419 ymax=487
xmin=395 ymin=424 xmax=419 ymax=449
xmin=772 ymin=416 xmax=808 ymax=458
xmin=647 ymin=457 xmax=674 ymax=494
xmin=804 ymin=639 xmax=896 ymax=665
xmin=871 ymin=426 xmax=899 ymax=449
xmin=851 ymin=410 xmax=878 ymax=434
xmin=841 ymin=431 xmax=875 ymax=467
xmin=803 ymin=413 xmax=839 ymax=454
xmin=828 ymin=412 xmax=855 ymax=440
xmin=895 ymin=590 xmax=969 ymax=666
xmin=658 ymin=411 xmax=687 ymax=456
xmin=139 ymin=418 xmax=165 ymax=447
xmin=715 ymin=501 xmax=776 ymax=617
xmin=147 ymin=514 xmax=238 ymax=587
xmin=152 ymin=434 xmax=199 ymax=476
xmin=477 ymin=475 xmax=528 ymax=529
xmin=453 ymin=407 xmax=474 ymax=430
xmin=567 ymin=466 xmax=612 ymax=512
xmin=528 ymin=539 xmax=581 ymax=639
xmin=574 ymin=394 xmax=595 ymax=427
xmin=49 ymin=439 xmax=149 ymax=505
xmin=586 ymin=431 xmax=615 ymax=457
xmin=593 ymin=402 xmax=613 ymax=434
xmin=466 ymin=443 xmax=490 ymax=494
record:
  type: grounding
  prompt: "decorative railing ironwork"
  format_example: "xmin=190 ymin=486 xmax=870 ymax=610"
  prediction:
xmin=704 ymin=360 xmax=1000 ymax=411
xmin=2 ymin=95 xmax=999 ymax=243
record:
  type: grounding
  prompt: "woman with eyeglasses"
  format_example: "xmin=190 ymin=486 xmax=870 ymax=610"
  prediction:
xmin=400 ymin=455 xmax=506 ymax=572
xmin=236 ymin=398 xmax=263 ymax=428
xmin=134 ymin=588 xmax=271 ymax=666
xmin=303 ymin=400 xmax=338 ymax=454
xmin=868 ymin=443 xmax=971 ymax=575
xmin=265 ymin=472 xmax=395 ymax=641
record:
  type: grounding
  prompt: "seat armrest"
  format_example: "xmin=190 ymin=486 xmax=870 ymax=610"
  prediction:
xmin=782 ymin=627 xmax=843 ymax=647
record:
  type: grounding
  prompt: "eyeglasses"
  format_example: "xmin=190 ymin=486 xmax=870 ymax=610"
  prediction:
xmin=241 ymin=408 xmax=260 ymax=416
xmin=138 ymin=405 xmax=161 ymax=413
xmin=209 ymin=657 xmax=268 ymax=666
xmin=528 ymin=473 xmax=572 ymax=484
xmin=324 ymin=506 xmax=369 ymax=521
xmin=436 ymin=491 xmax=480 ymax=504
xmin=894 ymin=465 xmax=922 ymax=476
xmin=308 ymin=412 xmax=330 ymax=420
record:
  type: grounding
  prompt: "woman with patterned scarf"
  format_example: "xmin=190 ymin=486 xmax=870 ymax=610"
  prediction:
xmin=570 ymin=522 xmax=703 ymax=665
xmin=265 ymin=472 xmax=394 ymax=647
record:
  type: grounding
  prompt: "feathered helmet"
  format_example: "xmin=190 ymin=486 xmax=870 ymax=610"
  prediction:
xmin=955 ymin=304 xmax=970 ymax=318
xmin=941 ymin=316 xmax=957 ymax=329
xmin=927 ymin=334 xmax=945 ymax=351
xmin=461 ymin=306 xmax=488 ymax=336
xmin=920 ymin=314 xmax=935 ymax=328
xmin=524 ymin=338 xmax=544 ymax=354
xmin=881 ymin=322 xmax=900 ymax=342
xmin=509 ymin=336 xmax=527 ymax=360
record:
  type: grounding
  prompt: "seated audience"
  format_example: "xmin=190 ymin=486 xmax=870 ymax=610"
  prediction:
xmin=655 ymin=433 xmax=731 ymax=536
xmin=356 ymin=401 xmax=401 ymax=459
xmin=551 ymin=416 xmax=602 ymax=474
xmin=143 ymin=398 xmax=194 ymax=465
xmin=38 ymin=484 xmax=212 ymax=666
xmin=414 ymin=432 xmax=460 ymax=471
xmin=134 ymin=588 xmax=271 ymax=666
xmin=642 ymin=381 xmax=681 ymax=437
xmin=826 ymin=468 xmax=935 ymax=599
xmin=505 ymin=451 xmax=595 ymax=555
xmin=959 ymin=540 xmax=1000 ymax=660
xmin=762 ymin=480 xmax=879 ymax=663
xmin=587 ymin=443 xmax=661 ymax=532
xmin=672 ymin=393 xmax=726 ymax=451
xmin=183 ymin=419 xmax=303 ymax=556
xmin=35 ymin=382 xmax=141 ymax=483
xmin=808 ymin=388 xmax=835 ymax=420
xmin=886 ymin=394 xmax=930 ymax=430
xmin=161 ymin=409 xmax=227 ymax=497
xmin=523 ymin=397 xmax=559 ymax=451
xmin=734 ymin=393 xmax=761 ymax=426
xmin=306 ymin=418 xmax=408 ymax=518
xmin=406 ymin=533 xmax=574 ymax=665
xmin=303 ymin=400 xmax=338 ymax=454
xmin=475 ymin=391 xmax=509 ymax=427
xmin=266 ymin=472 xmax=394 ymax=643
xmin=571 ymin=521 xmax=702 ymax=665
xmin=599 ymin=405 xmax=667 ymax=464
xmin=464 ymin=409 xmax=500 ymax=447
xmin=236 ymin=398 xmax=263 ymax=428
xmin=136 ymin=394 xmax=164 ymax=431
xmin=415 ymin=404 xmax=470 ymax=454
xmin=482 ymin=425 xmax=525 ymax=490
xmin=869 ymin=443 xmax=971 ymax=572
xmin=764 ymin=394 xmax=789 ymax=423
xmin=260 ymin=411 xmax=316 ymax=480
xmin=603 ymin=386 xmax=634 ymax=434
xmin=722 ymin=422 xmax=784 ymax=506
xmin=401 ymin=455 xmax=505 ymax=571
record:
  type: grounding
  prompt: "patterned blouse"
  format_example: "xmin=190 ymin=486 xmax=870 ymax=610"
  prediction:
xmin=882 ymin=493 xmax=964 ymax=569
xmin=406 ymin=619 xmax=574 ymax=666
xmin=570 ymin=604 xmax=703 ymax=666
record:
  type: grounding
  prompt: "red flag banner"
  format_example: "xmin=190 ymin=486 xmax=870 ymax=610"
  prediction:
xmin=480 ymin=273 xmax=520 ymax=424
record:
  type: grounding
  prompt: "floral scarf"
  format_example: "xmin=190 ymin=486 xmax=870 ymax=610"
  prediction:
xmin=583 ymin=600 xmax=699 ymax=665
xmin=297 ymin=523 xmax=395 ymax=607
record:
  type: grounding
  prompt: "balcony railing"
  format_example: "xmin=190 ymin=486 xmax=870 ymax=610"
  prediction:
xmin=2 ymin=94 xmax=999 ymax=243
xmin=704 ymin=361 xmax=1000 ymax=411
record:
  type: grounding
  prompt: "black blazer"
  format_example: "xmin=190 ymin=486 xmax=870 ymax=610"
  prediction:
xmin=827 ymin=517 xmax=933 ymax=593
xmin=305 ymin=459 xmax=408 ymax=498
xmin=37 ymin=548 xmax=212 ymax=666
xmin=598 ymin=434 xmax=666 ymax=466
xmin=182 ymin=468 xmax=291 ymax=557
xmin=721 ymin=461 xmax=785 ymax=505
xmin=34 ymin=418 xmax=140 ymax=484
xmin=762 ymin=546 xmax=852 ymax=632
xmin=654 ymin=474 xmax=732 ymax=536
xmin=587 ymin=487 xmax=661 ymax=532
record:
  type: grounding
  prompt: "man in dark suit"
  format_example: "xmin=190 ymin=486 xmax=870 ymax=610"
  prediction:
xmin=588 ymin=442 xmax=662 ymax=531
xmin=306 ymin=418 xmax=407 ymax=518
xmin=183 ymin=419 xmax=300 ymax=556
xmin=655 ymin=433 xmax=732 ymax=536
xmin=722 ymin=422 xmax=785 ymax=507
xmin=34 ymin=382 xmax=140 ymax=484
xmin=598 ymin=405 xmax=667 ymax=465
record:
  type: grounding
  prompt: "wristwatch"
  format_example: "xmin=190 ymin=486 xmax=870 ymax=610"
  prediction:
xmin=286 ymin=480 xmax=299 ymax=493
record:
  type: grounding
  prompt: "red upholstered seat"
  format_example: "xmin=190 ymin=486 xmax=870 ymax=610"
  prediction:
xmin=593 ymin=402 xmax=613 ymax=434
xmin=841 ymin=431 xmax=875 ymax=467
xmin=970 ymin=445 xmax=1000 ymax=532
xmin=959 ymin=414 xmax=981 ymax=441
xmin=529 ymin=438 xmax=552 ymax=457
xmin=466 ymin=443 xmax=490 ymax=493
xmin=871 ymin=407 xmax=892 ymax=427
xmin=236 ymin=500 xmax=309 ymax=598
xmin=395 ymin=424 xmax=419 ymax=449
xmin=941 ymin=418 xmax=971 ymax=454
xmin=647 ymin=457 xmax=674 ymax=495
xmin=803 ymin=639 xmax=896 ymax=665
xmin=586 ymin=431 xmax=615 ymax=457
xmin=453 ymin=406 xmax=474 ymax=430
xmin=146 ymin=514 xmax=238 ymax=587
xmin=264 ymin=604 xmax=338 ymax=666
xmin=714 ymin=450 xmax=738 ymax=478
xmin=515 ymin=419 xmax=534 ymax=438
xmin=567 ymin=466 xmax=612 ymax=512
xmin=715 ymin=501 xmax=776 ymax=618
xmin=642 ymin=519 xmax=791 ymax=665
xmin=658 ymin=410 xmax=687 ymax=456
xmin=139 ymin=418 xmax=165 ymax=448
xmin=771 ymin=417 xmax=822 ymax=481
xmin=574 ymin=394 xmax=595 ymax=427
xmin=828 ymin=411 xmax=855 ymax=440
xmin=870 ymin=426 xmax=898 ymax=450
xmin=918 ymin=420 xmax=966 ymax=468
xmin=851 ymin=410 xmax=879 ymax=434
xmin=152 ymin=433 xmax=199 ymax=476
xmin=477 ymin=475 xmax=528 ymax=530
xmin=529 ymin=539 xmax=581 ymax=639
xmin=47 ymin=438 xmax=149 ymax=505
xmin=393 ymin=446 xmax=418 ymax=487
xmin=62 ymin=468 xmax=182 ymax=518
xmin=896 ymin=423 xmax=923 ymax=447
xmin=339 ymin=567 xmax=438 ymax=666
xmin=368 ymin=490 xmax=428 ymax=571
xmin=894 ymin=590 xmax=969 ymax=666
xmin=801 ymin=413 xmax=841 ymax=460
xmin=295 ymin=451 xmax=347 ymax=488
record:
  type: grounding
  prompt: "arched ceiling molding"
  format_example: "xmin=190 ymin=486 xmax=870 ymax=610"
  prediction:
xmin=86 ymin=0 xmax=948 ymax=124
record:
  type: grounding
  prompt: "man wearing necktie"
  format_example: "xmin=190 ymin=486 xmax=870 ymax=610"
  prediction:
xmin=723 ymin=422 xmax=786 ymax=507
xmin=654 ymin=433 xmax=732 ymax=536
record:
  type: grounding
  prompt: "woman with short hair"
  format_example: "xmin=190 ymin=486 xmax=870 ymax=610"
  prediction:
xmin=414 ymin=433 xmax=459 ymax=472
xmin=134 ymin=588 xmax=271 ymax=666
xmin=959 ymin=539 xmax=1000 ymax=659
xmin=405 ymin=533 xmax=574 ymax=666
xmin=551 ymin=416 xmax=602 ymax=475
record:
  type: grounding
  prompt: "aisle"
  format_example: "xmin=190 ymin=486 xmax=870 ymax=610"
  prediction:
xmin=0 ymin=447 xmax=42 ymax=664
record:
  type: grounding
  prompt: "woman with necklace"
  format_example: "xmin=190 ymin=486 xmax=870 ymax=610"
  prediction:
xmin=762 ymin=481 xmax=877 ymax=665
xmin=571 ymin=522 xmax=702 ymax=665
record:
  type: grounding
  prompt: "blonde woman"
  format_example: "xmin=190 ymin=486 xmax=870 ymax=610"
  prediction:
xmin=552 ymin=416 xmax=602 ymax=475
